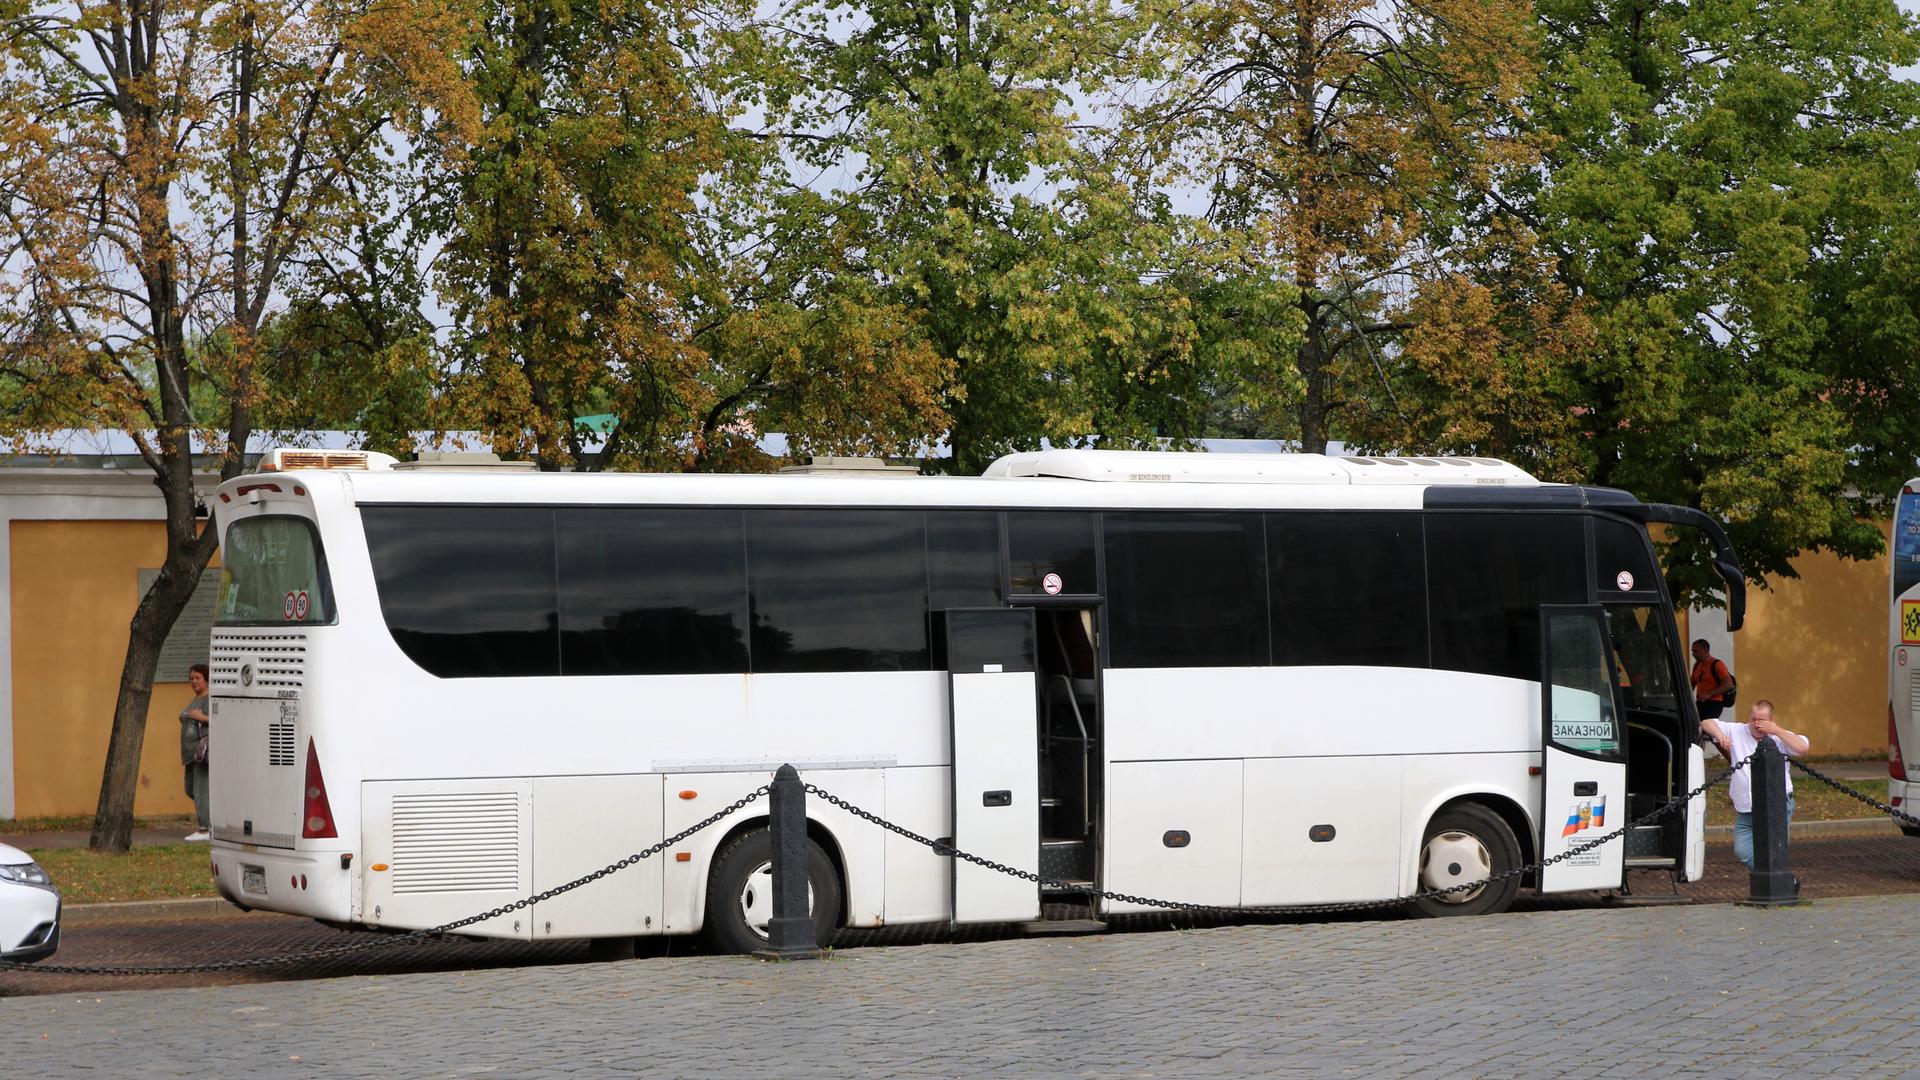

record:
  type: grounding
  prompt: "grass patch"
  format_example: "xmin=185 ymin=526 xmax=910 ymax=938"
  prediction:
xmin=25 ymin=844 xmax=216 ymax=905
xmin=1704 ymin=776 xmax=1889 ymax=829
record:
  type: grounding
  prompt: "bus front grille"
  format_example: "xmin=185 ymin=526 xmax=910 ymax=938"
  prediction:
xmin=210 ymin=632 xmax=308 ymax=691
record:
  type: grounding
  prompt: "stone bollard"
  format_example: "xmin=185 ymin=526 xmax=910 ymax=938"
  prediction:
xmin=1741 ymin=738 xmax=1800 ymax=906
xmin=758 ymin=764 xmax=823 ymax=960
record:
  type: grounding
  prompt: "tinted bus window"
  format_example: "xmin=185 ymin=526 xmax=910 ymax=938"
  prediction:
xmin=1268 ymin=512 xmax=1428 ymax=668
xmin=1106 ymin=512 xmax=1268 ymax=667
xmin=1426 ymin=513 xmax=1587 ymax=682
xmin=557 ymin=508 xmax=750 ymax=675
xmin=363 ymin=507 xmax=560 ymax=677
xmin=747 ymin=509 xmax=929 ymax=672
xmin=928 ymin=512 xmax=1004 ymax=669
xmin=1008 ymin=512 xmax=1097 ymax=595
xmin=1593 ymin=516 xmax=1658 ymax=597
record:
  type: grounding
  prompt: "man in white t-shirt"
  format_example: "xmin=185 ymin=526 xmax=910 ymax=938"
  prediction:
xmin=1701 ymin=699 xmax=1811 ymax=870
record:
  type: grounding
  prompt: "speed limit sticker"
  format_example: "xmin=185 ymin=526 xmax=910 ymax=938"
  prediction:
xmin=294 ymin=590 xmax=310 ymax=621
xmin=283 ymin=591 xmax=296 ymax=619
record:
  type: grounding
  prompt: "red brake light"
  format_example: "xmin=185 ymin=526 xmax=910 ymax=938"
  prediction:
xmin=1892 ymin=704 xmax=1908 ymax=782
xmin=303 ymin=737 xmax=339 ymax=839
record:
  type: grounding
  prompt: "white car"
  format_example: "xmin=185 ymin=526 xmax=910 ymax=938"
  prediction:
xmin=0 ymin=841 xmax=59 ymax=963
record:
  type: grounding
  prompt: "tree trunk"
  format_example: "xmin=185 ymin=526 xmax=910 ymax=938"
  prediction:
xmin=87 ymin=544 xmax=213 ymax=851
xmin=1295 ymin=298 xmax=1331 ymax=453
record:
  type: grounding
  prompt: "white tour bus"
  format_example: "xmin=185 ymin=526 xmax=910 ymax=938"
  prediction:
xmin=1887 ymin=478 xmax=1920 ymax=835
xmin=206 ymin=447 xmax=1747 ymax=952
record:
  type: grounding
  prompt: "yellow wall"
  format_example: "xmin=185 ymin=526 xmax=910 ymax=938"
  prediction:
xmin=1727 ymin=519 xmax=1891 ymax=756
xmin=11 ymin=520 xmax=200 ymax=818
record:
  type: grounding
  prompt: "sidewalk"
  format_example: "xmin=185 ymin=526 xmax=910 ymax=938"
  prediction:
xmin=0 ymin=822 xmax=199 ymax=851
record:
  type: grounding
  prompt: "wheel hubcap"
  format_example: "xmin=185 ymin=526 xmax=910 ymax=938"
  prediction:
xmin=1420 ymin=830 xmax=1492 ymax=904
xmin=739 ymin=860 xmax=815 ymax=939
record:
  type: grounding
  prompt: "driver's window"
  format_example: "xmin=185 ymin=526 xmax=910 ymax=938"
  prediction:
xmin=1546 ymin=611 xmax=1623 ymax=755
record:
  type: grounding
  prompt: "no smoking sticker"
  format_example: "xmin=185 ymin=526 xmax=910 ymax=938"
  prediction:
xmin=1615 ymin=570 xmax=1635 ymax=591
xmin=1042 ymin=572 xmax=1063 ymax=596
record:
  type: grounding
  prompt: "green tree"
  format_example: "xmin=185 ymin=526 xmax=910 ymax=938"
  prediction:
xmin=1142 ymin=0 xmax=1543 ymax=452
xmin=0 ymin=0 xmax=467 ymax=849
xmin=253 ymin=160 xmax=440 ymax=458
xmin=759 ymin=0 xmax=1227 ymax=472
xmin=1519 ymin=0 xmax=1920 ymax=599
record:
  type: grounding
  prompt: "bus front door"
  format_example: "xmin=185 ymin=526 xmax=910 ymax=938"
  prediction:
xmin=1538 ymin=605 xmax=1630 ymax=893
xmin=945 ymin=608 xmax=1042 ymax=925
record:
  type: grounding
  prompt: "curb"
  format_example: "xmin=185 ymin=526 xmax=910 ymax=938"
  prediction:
xmin=1704 ymin=817 xmax=1904 ymax=840
xmin=61 ymin=897 xmax=244 ymax=925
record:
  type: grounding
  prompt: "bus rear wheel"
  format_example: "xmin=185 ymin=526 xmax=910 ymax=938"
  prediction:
xmin=703 ymin=828 xmax=840 ymax=955
xmin=1412 ymin=803 xmax=1520 ymax=918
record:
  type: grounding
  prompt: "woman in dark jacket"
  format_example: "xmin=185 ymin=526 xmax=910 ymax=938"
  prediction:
xmin=180 ymin=663 xmax=210 ymax=841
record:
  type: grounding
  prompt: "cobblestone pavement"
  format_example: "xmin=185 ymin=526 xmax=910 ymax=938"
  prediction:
xmin=5 ymin=892 xmax=1920 ymax=1077
xmin=5 ymin=832 xmax=1920 ymax=1001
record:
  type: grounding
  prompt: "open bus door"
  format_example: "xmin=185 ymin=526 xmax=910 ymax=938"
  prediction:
xmin=945 ymin=609 xmax=1042 ymax=924
xmin=1538 ymin=605 xmax=1630 ymax=892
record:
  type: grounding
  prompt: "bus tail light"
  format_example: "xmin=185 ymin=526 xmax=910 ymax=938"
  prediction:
xmin=1893 ymin=705 xmax=1910 ymax=782
xmin=303 ymin=738 xmax=339 ymax=839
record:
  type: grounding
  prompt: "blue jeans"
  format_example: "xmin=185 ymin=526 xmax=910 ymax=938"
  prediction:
xmin=1732 ymin=793 xmax=1794 ymax=870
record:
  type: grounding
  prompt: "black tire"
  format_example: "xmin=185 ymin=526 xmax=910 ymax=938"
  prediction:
xmin=1411 ymin=803 xmax=1521 ymax=918
xmin=1901 ymin=825 xmax=1920 ymax=839
xmin=702 ymin=828 xmax=841 ymax=955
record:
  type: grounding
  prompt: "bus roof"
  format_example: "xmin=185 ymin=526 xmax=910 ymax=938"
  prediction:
xmin=982 ymin=449 xmax=1538 ymax=486
xmin=228 ymin=448 xmax=1571 ymax=513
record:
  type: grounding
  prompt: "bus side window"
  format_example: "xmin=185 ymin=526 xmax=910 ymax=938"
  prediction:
xmin=556 ymin=508 xmax=750 ymax=676
xmin=1426 ymin=513 xmax=1586 ymax=683
xmin=1105 ymin=512 xmax=1268 ymax=668
xmin=746 ymin=509 xmax=930 ymax=673
xmin=1267 ymin=512 xmax=1427 ymax=669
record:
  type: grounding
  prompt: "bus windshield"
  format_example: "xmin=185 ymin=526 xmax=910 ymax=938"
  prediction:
xmin=1896 ymin=491 xmax=1920 ymax=599
xmin=217 ymin=516 xmax=332 ymax=625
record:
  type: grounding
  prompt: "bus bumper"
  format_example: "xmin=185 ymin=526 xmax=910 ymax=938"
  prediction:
xmin=210 ymin=842 xmax=353 ymax=920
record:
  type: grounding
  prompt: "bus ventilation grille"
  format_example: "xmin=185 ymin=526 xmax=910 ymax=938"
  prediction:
xmin=209 ymin=632 xmax=307 ymax=689
xmin=390 ymin=792 xmax=521 ymax=895
xmin=1910 ymin=668 xmax=1919 ymax=719
xmin=267 ymin=721 xmax=296 ymax=766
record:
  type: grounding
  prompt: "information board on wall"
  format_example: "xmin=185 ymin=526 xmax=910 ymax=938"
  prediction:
xmin=137 ymin=569 xmax=223 ymax=680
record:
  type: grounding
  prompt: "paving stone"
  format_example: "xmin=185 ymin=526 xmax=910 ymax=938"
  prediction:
xmin=6 ymin=893 xmax=1920 ymax=1076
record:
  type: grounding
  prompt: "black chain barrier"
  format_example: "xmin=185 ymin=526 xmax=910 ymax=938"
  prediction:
xmin=37 ymin=746 xmax=1920 ymax=978
xmin=1788 ymin=759 xmax=1920 ymax=830
xmin=0 ymin=785 xmax=770 ymax=976
xmin=807 ymin=749 xmax=1761 ymax=919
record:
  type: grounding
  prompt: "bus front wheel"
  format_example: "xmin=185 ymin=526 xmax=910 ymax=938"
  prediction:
xmin=1412 ymin=803 xmax=1520 ymax=918
xmin=703 ymin=828 xmax=841 ymax=955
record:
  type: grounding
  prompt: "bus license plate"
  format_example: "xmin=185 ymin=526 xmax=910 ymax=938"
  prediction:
xmin=242 ymin=865 xmax=267 ymax=896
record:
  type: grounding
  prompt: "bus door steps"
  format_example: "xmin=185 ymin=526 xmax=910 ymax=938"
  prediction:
xmin=1039 ymin=837 xmax=1094 ymax=882
xmin=1625 ymin=824 xmax=1667 ymax=858
xmin=1025 ymin=896 xmax=1106 ymax=935
xmin=1604 ymin=862 xmax=1690 ymax=906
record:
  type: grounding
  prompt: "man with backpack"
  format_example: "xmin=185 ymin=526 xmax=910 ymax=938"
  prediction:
xmin=1690 ymin=639 xmax=1736 ymax=720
